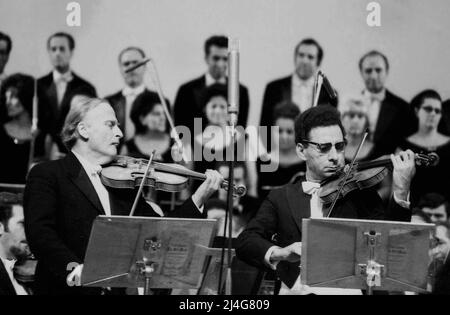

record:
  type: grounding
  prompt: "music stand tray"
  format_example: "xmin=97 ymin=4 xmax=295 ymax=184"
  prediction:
xmin=81 ymin=216 xmax=216 ymax=293
xmin=301 ymin=218 xmax=435 ymax=294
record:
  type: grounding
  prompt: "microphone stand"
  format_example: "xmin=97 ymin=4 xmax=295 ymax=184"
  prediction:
xmin=218 ymin=38 xmax=240 ymax=295
xmin=27 ymin=77 xmax=39 ymax=171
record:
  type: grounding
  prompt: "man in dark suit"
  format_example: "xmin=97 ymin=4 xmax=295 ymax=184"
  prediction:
xmin=359 ymin=50 xmax=415 ymax=157
xmin=0 ymin=193 xmax=30 ymax=295
xmin=260 ymin=38 xmax=335 ymax=128
xmin=105 ymin=47 xmax=165 ymax=143
xmin=24 ymin=98 xmax=223 ymax=295
xmin=236 ymin=105 xmax=415 ymax=294
xmin=36 ymin=32 xmax=96 ymax=159
xmin=173 ymin=35 xmax=249 ymax=133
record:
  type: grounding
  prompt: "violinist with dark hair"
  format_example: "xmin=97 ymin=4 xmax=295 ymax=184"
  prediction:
xmin=236 ymin=105 xmax=416 ymax=295
xmin=24 ymin=97 xmax=224 ymax=295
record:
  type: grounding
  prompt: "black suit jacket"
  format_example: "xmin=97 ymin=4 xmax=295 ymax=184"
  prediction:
xmin=440 ymin=99 xmax=450 ymax=136
xmin=371 ymin=89 xmax=415 ymax=157
xmin=24 ymin=152 xmax=204 ymax=295
xmin=236 ymin=181 xmax=411 ymax=288
xmin=0 ymin=260 xmax=16 ymax=296
xmin=36 ymin=72 xmax=96 ymax=155
xmin=173 ymin=75 xmax=249 ymax=132
xmin=260 ymin=75 xmax=337 ymax=127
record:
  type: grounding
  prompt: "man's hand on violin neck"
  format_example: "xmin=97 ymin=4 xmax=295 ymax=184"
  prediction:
xmin=391 ymin=150 xmax=416 ymax=200
xmin=192 ymin=170 xmax=224 ymax=208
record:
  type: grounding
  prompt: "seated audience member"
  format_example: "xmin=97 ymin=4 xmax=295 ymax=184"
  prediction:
xmin=0 ymin=32 xmax=12 ymax=89
xmin=122 ymin=92 xmax=172 ymax=162
xmin=258 ymin=102 xmax=305 ymax=199
xmin=359 ymin=50 xmax=415 ymax=157
xmin=193 ymin=84 xmax=256 ymax=189
xmin=36 ymin=32 xmax=96 ymax=159
xmin=174 ymin=35 xmax=249 ymax=134
xmin=0 ymin=74 xmax=36 ymax=184
xmin=431 ymin=222 xmax=450 ymax=294
xmin=106 ymin=46 xmax=164 ymax=143
xmin=397 ymin=90 xmax=450 ymax=205
xmin=260 ymin=38 xmax=336 ymax=129
xmin=340 ymin=96 xmax=376 ymax=162
xmin=414 ymin=193 xmax=449 ymax=224
xmin=340 ymin=95 xmax=392 ymax=203
xmin=0 ymin=192 xmax=31 ymax=295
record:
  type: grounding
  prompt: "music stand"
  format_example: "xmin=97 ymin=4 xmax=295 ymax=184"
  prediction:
xmin=81 ymin=216 xmax=216 ymax=295
xmin=301 ymin=218 xmax=435 ymax=294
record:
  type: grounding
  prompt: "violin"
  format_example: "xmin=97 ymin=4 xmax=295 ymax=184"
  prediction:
xmin=13 ymin=252 xmax=37 ymax=294
xmin=100 ymin=156 xmax=247 ymax=197
xmin=319 ymin=152 xmax=439 ymax=205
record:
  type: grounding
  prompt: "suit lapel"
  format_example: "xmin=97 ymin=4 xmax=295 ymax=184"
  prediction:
xmin=0 ymin=260 xmax=17 ymax=295
xmin=283 ymin=77 xmax=292 ymax=103
xmin=374 ymin=91 xmax=396 ymax=142
xmin=286 ymin=182 xmax=311 ymax=232
xmin=65 ymin=153 xmax=105 ymax=215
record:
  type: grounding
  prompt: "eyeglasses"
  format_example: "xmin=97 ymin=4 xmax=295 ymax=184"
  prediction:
xmin=301 ymin=140 xmax=347 ymax=154
xmin=422 ymin=106 xmax=441 ymax=115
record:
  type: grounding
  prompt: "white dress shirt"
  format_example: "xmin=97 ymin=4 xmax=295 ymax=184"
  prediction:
xmin=122 ymin=84 xmax=146 ymax=141
xmin=0 ymin=72 xmax=7 ymax=88
xmin=362 ymin=89 xmax=386 ymax=138
xmin=72 ymin=150 xmax=112 ymax=216
xmin=0 ymin=257 xmax=28 ymax=295
xmin=53 ymin=70 xmax=73 ymax=106
xmin=205 ymin=73 xmax=226 ymax=87
xmin=264 ymin=180 xmax=410 ymax=295
xmin=292 ymin=74 xmax=315 ymax=113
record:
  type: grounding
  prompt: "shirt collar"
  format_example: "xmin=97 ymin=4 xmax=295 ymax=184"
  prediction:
xmin=205 ymin=73 xmax=226 ymax=86
xmin=53 ymin=70 xmax=73 ymax=83
xmin=363 ymin=88 xmax=386 ymax=102
xmin=301 ymin=181 xmax=321 ymax=195
xmin=122 ymin=84 xmax=146 ymax=97
xmin=0 ymin=257 xmax=16 ymax=271
xmin=72 ymin=150 xmax=102 ymax=176
xmin=292 ymin=73 xmax=315 ymax=88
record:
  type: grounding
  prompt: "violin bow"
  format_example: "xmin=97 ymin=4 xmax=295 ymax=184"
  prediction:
xmin=326 ymin=131 xmax=369 ymax=218
xmin=147 ymin=59 xmax=188 ymax=164
xmin=311 ymin=70 xmax=323 ymax=108
xmin=129 ymin=151 xmax=156 ymax=217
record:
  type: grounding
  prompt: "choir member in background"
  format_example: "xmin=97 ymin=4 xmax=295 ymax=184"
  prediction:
xmin=397 ymin=90 xmax=450 ymax=206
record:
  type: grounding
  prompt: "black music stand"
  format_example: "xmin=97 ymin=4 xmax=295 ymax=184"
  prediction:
xmin=301 ymin=218 xmax=435 ymax=294
xmin=81 ymin=216 xmax=216 ymax=295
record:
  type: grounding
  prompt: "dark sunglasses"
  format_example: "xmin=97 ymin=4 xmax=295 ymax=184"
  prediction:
xmin=422 ymin=106 xmax=441 ymax=115
xmin=302 ymin=140 xmax=347 ymax=154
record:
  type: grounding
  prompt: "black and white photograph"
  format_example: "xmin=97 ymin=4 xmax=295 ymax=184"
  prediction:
xmin=1 ymin=0 xmax=450 ymax=302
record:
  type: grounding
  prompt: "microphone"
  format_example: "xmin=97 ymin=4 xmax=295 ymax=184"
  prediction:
xmin=125 ymin=58 xmax=151 ymax=73
xmin=318 ymin=70 xmax=337 ymax=99
xmin=227 ymin=39 xmax=240 ymax=127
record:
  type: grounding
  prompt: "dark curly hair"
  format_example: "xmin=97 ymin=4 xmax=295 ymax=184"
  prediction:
xmin=294 ymin=104 xmax=346 ymax=144
xmin=130 ymin=92 xmax=170 ymax=134
xmin=0 ymin=73 xmax=35 ymax=123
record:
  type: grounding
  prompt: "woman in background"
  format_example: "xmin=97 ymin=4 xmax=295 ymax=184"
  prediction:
xmin=398 ymin=90 xmax=450 ymax=206
xmin=0 ymin=73 xmax=35 ymax=184
xmin=257 ymin=102 xmax=305 ymax=200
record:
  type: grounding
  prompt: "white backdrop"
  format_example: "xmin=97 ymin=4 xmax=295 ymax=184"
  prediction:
xmin=1 ymin=0 xmax=449 ymax=126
